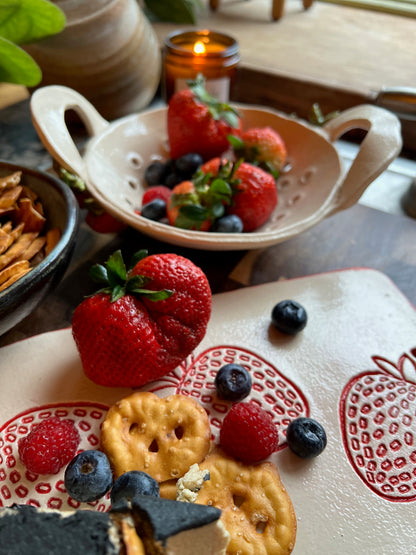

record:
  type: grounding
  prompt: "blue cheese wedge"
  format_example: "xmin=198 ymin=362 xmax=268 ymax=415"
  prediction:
xmin=176 ymin=463 xmax=210 ymax=503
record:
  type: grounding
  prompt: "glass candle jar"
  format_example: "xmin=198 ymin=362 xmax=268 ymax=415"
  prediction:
xmin=163 ymin=29 xmax=240 ymax=103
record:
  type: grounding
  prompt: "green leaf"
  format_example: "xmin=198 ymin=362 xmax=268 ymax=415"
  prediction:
xmin=143 ymin=0 xmax=196 ymax=23
xmin=0 ymin=0 xmax=66 ymax=45
xmin=110 ymin=284 xmax=125 ymax=303
xmin=86 ymin=249 xmax=175 ymax=304
xmin=189 ymin=75 xmax=241 ymax=129
xmin=89 ymin=264 xmax=109 ymax=285
xmin=221 ymin=110 xmax=240 ymax=129
xmin=211 ymin=202 xmax=225 ymax=219
xmin=180 ymin=204 xmax=209 ymax=222
xmin=170 ymin=192 xmax=199 ymax=208
xmin=209 ymin=179 xmax=232 ymax=196
xmin=0 ymin=37 xmax=41 ymax=85
xmin=127 ymin=287 xmax=173 ymax=301
xmin=308 ymin=103 xmax=326 ymax=126
xmin=105 ymin=250 xmax=127 ymax=285
xmin=58 ymin=167 xmax=87 ymax=193
xmin=128 ymin=249 xmax=148 ymax=271
xmin=176 ymin=204 xmax=209 ymax=229
xmin=263 ymin=161 xmax=280 ymax=180
xmin=193 ymin=170 xmax=212 ymax=192
xmin=227 ymin=134 xmax=245 ymax=150
xmin=126 ymin=275 xmax=152 ymax=291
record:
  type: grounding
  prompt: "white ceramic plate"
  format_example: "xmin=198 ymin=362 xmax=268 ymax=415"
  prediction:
xmin=30 ymin=86 xmax=402 ymax=250
xmin=0 ymin=268 xmax=415 ymax=553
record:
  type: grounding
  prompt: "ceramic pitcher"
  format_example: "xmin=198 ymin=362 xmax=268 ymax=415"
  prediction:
xmin=25 ymin=0 xmax=161 ymax=120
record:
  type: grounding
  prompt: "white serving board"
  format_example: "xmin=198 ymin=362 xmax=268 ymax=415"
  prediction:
xmin=0 ymin=268 xmax=415 ymax=554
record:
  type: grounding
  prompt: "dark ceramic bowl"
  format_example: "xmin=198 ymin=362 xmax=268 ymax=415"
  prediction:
xmin=0 ymin=160 xmax=79 ymax=336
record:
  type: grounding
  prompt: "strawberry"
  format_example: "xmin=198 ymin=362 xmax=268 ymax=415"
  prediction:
xmin=166 ymin=181 xmax=211 ymax=231
xmin=201 ymin=158 xmax=278 ymax=232
xmin=229 ymin=126 xmax=287 ymax=178
xmin=167 ymin=75 xmax=242 ymax=161
xmin=200 ymin=157 xmax=228 ymax=176
xmin=85 ymin=210 xmax=127 ymax=234
xmin=166 ymin=168 xmax=233 ymax=231
xmin=72 ymin=250 xmax=211 ymax=388
xmin=340 ymin=349 xmax=416 ymax=501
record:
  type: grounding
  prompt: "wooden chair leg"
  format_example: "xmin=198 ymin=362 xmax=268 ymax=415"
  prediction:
xmin=272 ymin=0 xmax=285 ymax=20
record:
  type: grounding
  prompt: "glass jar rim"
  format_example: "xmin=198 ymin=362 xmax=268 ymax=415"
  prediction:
xmin=164 ymin=29 xmax=239 ymax=59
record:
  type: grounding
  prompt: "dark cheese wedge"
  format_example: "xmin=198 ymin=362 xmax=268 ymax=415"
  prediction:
xmin=0 ymin=504 xmax=120 ymax=555
xmin=2 ymin=497 xmax=229 ymax=555
xmin=126 ymin=495 xmax=229 ymax=555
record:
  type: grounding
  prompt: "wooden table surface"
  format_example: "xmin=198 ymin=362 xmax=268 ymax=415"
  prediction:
xmin=1 ymin=199 xmax=415 ymax=349
xmin=154 ymin=2 xmax=416 ymax=98
xmin=0 ymin=97 xmax=415 ymax=347
xmin=153 ymin=3 xmax=416 ymax=154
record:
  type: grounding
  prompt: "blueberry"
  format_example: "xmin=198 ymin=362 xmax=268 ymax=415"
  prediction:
xmin=175 ymin=153 xmax=203 ymax=179
xmin=215 ymin=363 xmax=252 ymax=402
xmin=286 ymin=417 xmax=327 ymax=459
xmin=111 ymin=471 xmax=159 ymax=506
xmin=164 ymin=172 xmax=182 ymax=189
xmin=145 ymin=161 xmax=167 ymax=186
xmin=141 ymin=198 xmax=167 ymax=221
xmin=64 ymin=450 xmax=113 ymax=502
xmin=212 ymin=214 xmax=244 ymax=233
xmin=164 ymin=158 xmax=177 ymax=174
xmin=271 ymin=300 xmax=307 ymax=334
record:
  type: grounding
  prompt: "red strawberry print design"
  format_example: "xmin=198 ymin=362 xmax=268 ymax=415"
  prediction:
xmin=340 ymin=347 xmax=416 ymax=502
xmin=0 ymin=402 xmax=110 ymax=511
xmin=150 ymin=345 xmax=309 ymax=447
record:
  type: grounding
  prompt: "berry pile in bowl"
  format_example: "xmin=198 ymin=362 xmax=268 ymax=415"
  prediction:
xmin=30 ymin=78 xmax=401 ymax=250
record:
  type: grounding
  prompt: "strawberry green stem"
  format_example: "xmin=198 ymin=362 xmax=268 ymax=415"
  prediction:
xmin=88 ymin=250 xmax=173 ymax=303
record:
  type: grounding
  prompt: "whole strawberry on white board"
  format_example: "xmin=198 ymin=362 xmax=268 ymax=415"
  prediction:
xmin=340 ymin=348 xmax=416 ymax=502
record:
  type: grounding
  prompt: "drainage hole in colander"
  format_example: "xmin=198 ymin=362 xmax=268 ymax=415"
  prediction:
xmin=127 ymin=152 xmax=143 ymax=169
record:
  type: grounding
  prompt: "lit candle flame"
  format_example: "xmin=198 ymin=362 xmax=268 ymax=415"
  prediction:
xmin=193 ymin=41 xmax=206 ymax=55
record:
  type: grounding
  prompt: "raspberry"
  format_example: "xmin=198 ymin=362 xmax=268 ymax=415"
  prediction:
xmin=219 ymin=402 xmax=278 ymax=463
xmin=18 ymin=416 xmax=81 ymax=475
